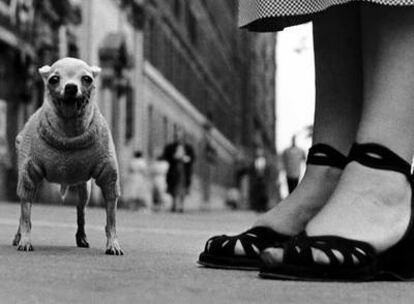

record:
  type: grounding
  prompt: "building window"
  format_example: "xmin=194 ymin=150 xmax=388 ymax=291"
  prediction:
xmin=163 ymin=116 xmax=168 ymax=145
xmin=173 ymin=123 xmax=179 ymax=139
xmin=147 ymin=105 xmax=154 ymax=157
xmin=68 ymin=43 xmax=79 ymax=58
xmin=186 ymin=7 xmax=198 ymax=45
xmin=174 ymin=0 xmax=181 ymax=18
xmin=125 ymin=87 xmax=134 ymax=141
xmin=67 ymin=30 xmax=79 ymax=58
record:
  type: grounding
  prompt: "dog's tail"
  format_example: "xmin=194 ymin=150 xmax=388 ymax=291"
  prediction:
xmin=60 ymin=185 xmax=69 ymax=201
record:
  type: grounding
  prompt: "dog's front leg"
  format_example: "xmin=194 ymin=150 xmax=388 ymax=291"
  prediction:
xmin=14 ymin=159 xmax=43 ymax=251
xmin=105 ymin=198 xmax=123 ymax=255
xmin=17 ymin=201 xmax=33 ymax=251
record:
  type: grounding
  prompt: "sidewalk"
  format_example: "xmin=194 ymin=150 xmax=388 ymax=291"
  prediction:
xmin=0 ymin=202 xmax=413 ymax=304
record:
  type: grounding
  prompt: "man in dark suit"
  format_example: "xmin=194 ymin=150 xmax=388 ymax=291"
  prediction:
xmin=162 ymin=130 xmax=195 ymax=212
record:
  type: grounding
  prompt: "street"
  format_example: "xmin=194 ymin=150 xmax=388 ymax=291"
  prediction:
xmin=0 ymin=202 xmax=413 ymax=304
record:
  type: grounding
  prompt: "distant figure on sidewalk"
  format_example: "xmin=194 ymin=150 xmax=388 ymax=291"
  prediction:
xmin=125 ymin=151 xmax=152 ymax=210
xmin=250 ymin=148 xmax=270 ymax=212
xmin=150 ymin=153 xmax=169 ymax=212
xmin=162 ymin=130 xmax=195 ymax=212
xmin=282 ymin=136 xmax=306 ymax=193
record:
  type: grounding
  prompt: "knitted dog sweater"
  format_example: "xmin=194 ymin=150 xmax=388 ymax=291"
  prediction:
xmin=16 ymin=104 xmax=120 ymax=202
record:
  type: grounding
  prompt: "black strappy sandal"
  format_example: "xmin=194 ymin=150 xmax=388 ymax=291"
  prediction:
xmin=197 ymin=144 xmax=348 ymax=270
xmin=259 ymin=143 xmax=414 ymax=281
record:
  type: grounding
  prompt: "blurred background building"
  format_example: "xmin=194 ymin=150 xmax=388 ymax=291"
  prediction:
xmin=0 ymin=0 xmax=277 ymax=209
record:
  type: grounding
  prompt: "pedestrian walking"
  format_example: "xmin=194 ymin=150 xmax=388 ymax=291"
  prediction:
xmin=282 ymin=136 xmax=306 ymax=193
xmin=199 ymin=0 xmax=414 ymax=281
xmin=150 ymin=154 xmax=169 ymax=212
xmin=161 ymin=129 xmax=195 ymax=213
xmin=124 ymin=151 xmax=152 ymax=210
xmin=250 ymin=148 xmax=270 ymax=212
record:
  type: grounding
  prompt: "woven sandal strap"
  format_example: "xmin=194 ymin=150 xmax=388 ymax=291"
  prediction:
xmin=306 ymin=144 xmax=348 ymax=169
xmin=348 ymin=143 xmax=412 ymax=179
xmin=310 ymin=237 xmax=374 ymax=266
xmin=204 ymin=227 xmax=290 ymax=257
xmin=284 ymin=234 xmax=376 ymax=267
xmin=244 ymin=227 xmax=290 ymax=248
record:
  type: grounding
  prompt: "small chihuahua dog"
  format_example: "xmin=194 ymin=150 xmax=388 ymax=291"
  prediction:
xmin=14 ymin=57 xmax=123 ymax=255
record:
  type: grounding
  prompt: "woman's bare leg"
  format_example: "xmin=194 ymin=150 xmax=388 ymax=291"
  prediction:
xmin=255 ymin=4 xmax=362 ymax=235
xmin=306 ymin=4 xmax=414 ymax=255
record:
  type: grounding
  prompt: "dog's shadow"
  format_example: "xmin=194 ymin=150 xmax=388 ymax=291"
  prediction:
xmin=0 ymin=244 xmax=102 ymax=256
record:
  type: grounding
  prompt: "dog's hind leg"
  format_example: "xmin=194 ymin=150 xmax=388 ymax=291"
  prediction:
xmin=93 ymin=159 xmax=123 ymax=255
xmin=12 ymin=225 xmax=21 ymax=246
xmin=73 ymin=182 xmax=90 ymax=248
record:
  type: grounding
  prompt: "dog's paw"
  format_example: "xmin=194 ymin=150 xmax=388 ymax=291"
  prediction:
xmin=105 ymin=247 xmax=124 ymax=255
xmin=12 ymin=233 xmax=21 ymax=246
xmin=17 ymin=240 xmax=34 ymax=252
xmin=105 ymin=239 xmax=124 ymax=256
xmin=76 ymin=234 xmax=90 ymax=248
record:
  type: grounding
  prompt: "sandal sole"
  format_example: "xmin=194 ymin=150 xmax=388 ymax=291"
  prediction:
xmin=198 ymin=252 xmax=260 ymax=271
xmin=259 ymin=264 xmax=377 ymax=282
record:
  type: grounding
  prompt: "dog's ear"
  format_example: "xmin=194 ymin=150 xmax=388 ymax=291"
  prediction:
xmin=90 ymin=66 xmax=102 ymax=78
xmin=38 ymin=65 xmax=51 ymax=82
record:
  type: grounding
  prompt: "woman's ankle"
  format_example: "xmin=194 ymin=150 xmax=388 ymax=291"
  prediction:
xmin=306 ymin=162 xmax=412 ymax=251
xmin=253 ymin=164 xmax=343 ymax=235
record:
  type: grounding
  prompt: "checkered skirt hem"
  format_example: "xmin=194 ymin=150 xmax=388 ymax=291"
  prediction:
xmin=239 ymin=0 xmax=414 ymax=31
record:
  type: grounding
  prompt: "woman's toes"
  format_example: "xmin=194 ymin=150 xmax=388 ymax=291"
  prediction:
xmin=311 ymin=248 xmax=332 ymax=265
xmin=261 ymin=247 xmax=284 ymax=266
xmin=234 ymin=239 xmax=246 ymax=256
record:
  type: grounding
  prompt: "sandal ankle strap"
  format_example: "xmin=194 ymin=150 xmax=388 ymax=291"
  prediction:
xmin=306 ymin=144 xmax=348 ymax=169
xmin=348 ymin=143 xmax=412 ymax=179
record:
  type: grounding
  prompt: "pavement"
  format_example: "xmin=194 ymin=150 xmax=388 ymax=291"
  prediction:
xmin=0 ymin=202 xmax=413 ymax=304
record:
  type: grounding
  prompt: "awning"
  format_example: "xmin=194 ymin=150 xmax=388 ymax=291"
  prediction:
xmin=0 ymin=27 xmax=35 ymax=58
xmin=99 ymin=33 xmax=133 ymax=69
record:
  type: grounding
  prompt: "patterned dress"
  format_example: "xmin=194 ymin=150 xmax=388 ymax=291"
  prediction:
xmin=239 ymin=0 xmax=414 ymax=31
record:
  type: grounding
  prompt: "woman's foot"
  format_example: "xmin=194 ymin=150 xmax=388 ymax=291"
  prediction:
xmin=198 ymin=166 xmax=342 ymax=270
xmin=262 ymin=144 xmax=412 ymax=270
xmin=198 ymin=144 xmax=347 ymax=270
xmin=306 ymin=161 xmax=411 ymax=254
xmin=198 ymin=164 xmax=342 ymax=270
xmin=255 ymin=164 xmax=342 ymax=236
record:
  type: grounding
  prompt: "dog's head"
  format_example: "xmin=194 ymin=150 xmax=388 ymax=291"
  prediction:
xmin=39 ymin=57 xmax=101 ymax=119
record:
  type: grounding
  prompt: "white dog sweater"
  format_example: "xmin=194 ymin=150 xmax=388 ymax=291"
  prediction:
xmin=16 ymin=105 xmax=120 ymax=202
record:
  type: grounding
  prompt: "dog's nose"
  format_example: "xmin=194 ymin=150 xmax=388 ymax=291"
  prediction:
xmin=64 ymin=84 xmax=78 ymax=96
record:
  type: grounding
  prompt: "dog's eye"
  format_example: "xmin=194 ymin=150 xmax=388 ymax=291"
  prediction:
xmin=82 ymin=76 xmax=93 ymax=85
xmin=48 ymin=76 xmax=60 ymax=85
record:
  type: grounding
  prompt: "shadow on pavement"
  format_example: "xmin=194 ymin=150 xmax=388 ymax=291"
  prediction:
xmin=0 ymin=244 xmax=102 ymax=256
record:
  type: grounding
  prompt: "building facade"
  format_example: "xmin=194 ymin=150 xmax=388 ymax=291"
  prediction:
xmin=0 ymin=0 xmax=81 ymax=201
xmin=0 ymin=0 xmax=277 ymax=208
xmin=140 ymin=0 xmax=278 ymax=207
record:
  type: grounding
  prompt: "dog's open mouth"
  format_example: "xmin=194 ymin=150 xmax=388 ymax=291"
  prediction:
xmin=54 ymin=95 xmax=90 ymax=118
